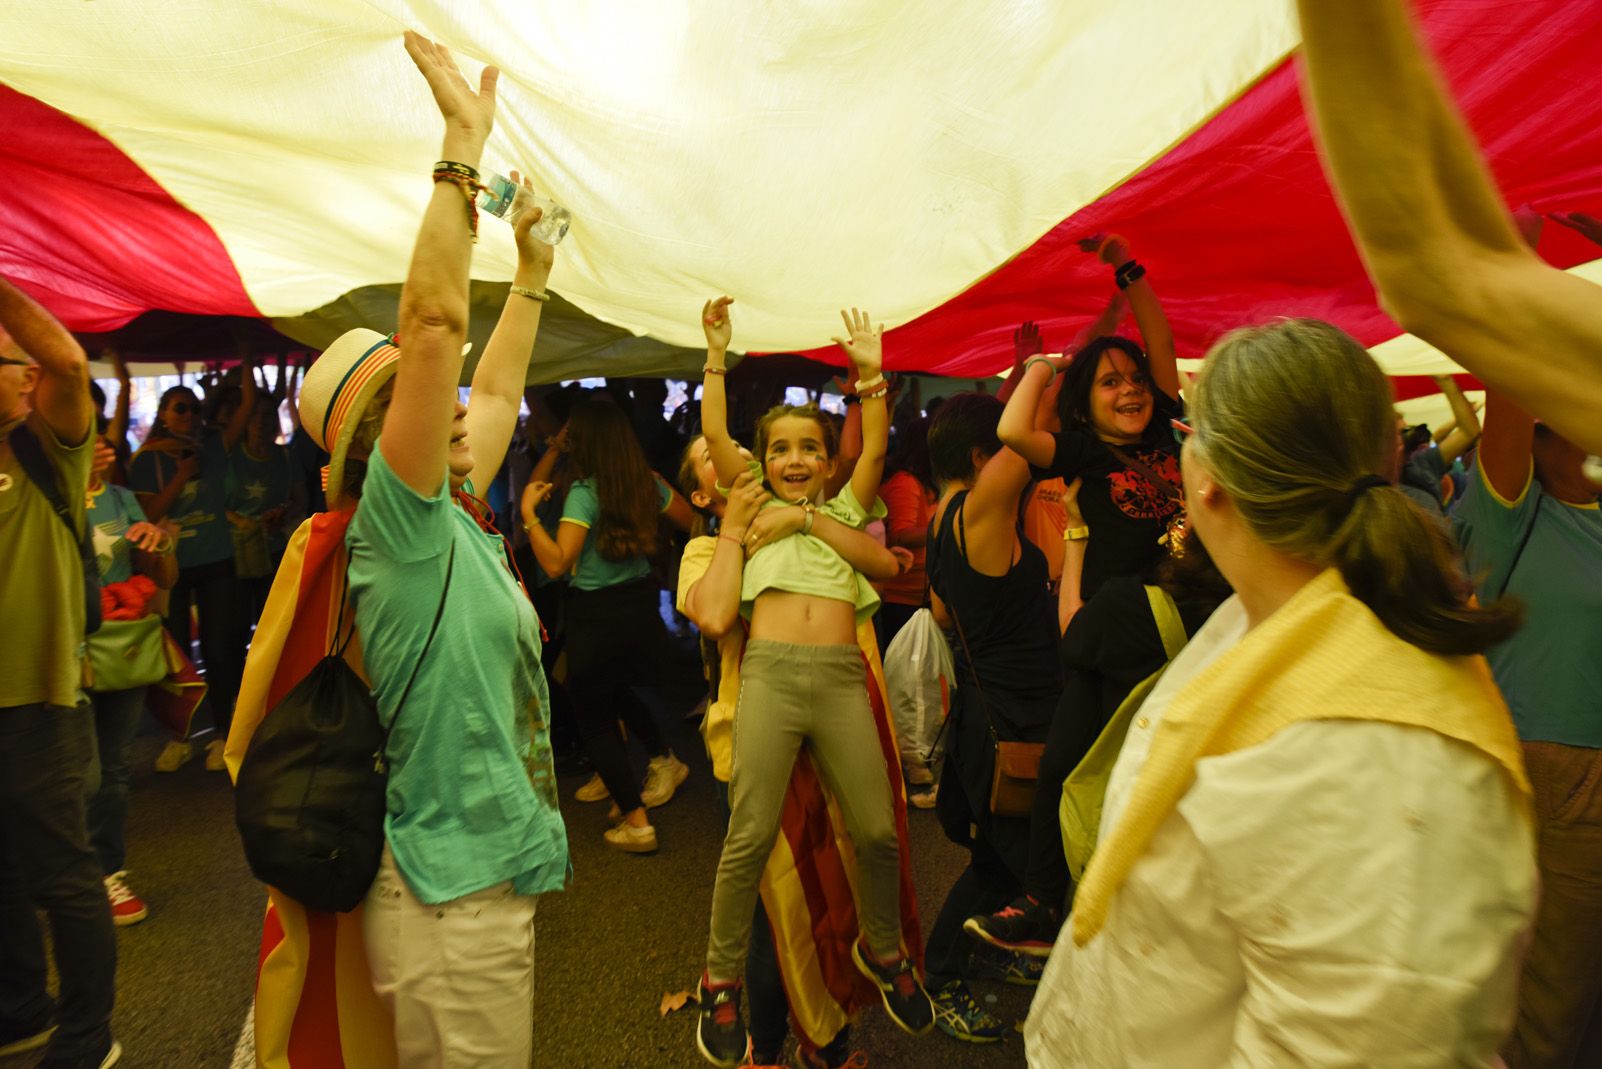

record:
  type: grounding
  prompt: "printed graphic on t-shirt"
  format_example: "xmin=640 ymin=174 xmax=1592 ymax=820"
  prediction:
xmin=1108 ymin=449 xmax=1182 ymax=521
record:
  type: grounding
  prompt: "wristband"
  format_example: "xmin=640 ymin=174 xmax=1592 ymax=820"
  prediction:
xmin=1062 ymin=525 xmax=1089 ymax=542
xmin=1114 ymin=260 xmax=1146 ymax=290
xmin=801 ymin=503 xmax=816 ymax=536
xmin=853 ymin=373 xmax=886 ymax=393
xmin=1023 ymin=355 xmax=1058 ymax=378
xmin=510 ymin=285 xmax=550 ymax=302
xmin=842 ymin=395 xmax=860 ymax=407
xmin=703 ymin=365 xmax=728 ymax=376
xmin=857 ymin=379 xmax=890 ymax=400
xmin=432 ymin=165 xmax=484 ymax=241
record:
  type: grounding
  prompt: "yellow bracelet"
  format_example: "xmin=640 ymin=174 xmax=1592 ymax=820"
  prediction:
xmin=510 ymin=285 xmax=551 ymax=302
xmin=1062 ymin=525 xmax=1089 ymax=542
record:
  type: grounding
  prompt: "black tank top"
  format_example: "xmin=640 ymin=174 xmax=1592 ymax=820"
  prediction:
xmin=928 ymin=490 xmax=1062 ymax=718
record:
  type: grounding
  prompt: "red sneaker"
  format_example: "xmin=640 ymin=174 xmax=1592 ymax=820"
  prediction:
xmin=104 ymin=871 xmax=148 ymax=927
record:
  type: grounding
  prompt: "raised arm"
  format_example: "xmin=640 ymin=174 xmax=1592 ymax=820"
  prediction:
xmin=518 ymin=479 xmax=587 ymax=579
xmin=465 ymin=172 xmax=557 ymax=490
xmin=221 ymin=346 xmax=258 ymax=451
xmin=995 ymin=321 xmax=1044 ymax=405
xmin=0 ymin=275 xmax=92 ymax=444
xmin=997 ymin=354 xmax=1062 ymax=469
xmin=1295 ymin=0 xmax=1602 ymax=454
xmin=1079 ymin=234 xmax=1178 ymax=400
xmin=1475 ymin=390 xmax=1534 ymax=505
xmin=700 ymin=296 xmax=747 ymax=486
xmin=108 ymin=348 xmax=131 ymax=445
xmin=382 ymin=31 xmax=498 ymax=496
xmin=833 ymin=308 xmax=888 ymax=508
xmin=1433 ymin=374 xmax=1481 ymax=463
xmin=1057 ymin=478 xmax=1087 ymax=634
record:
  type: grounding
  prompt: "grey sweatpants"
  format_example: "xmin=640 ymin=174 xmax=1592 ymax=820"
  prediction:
xmin=705 ymin=640 xmax=903 ymax=981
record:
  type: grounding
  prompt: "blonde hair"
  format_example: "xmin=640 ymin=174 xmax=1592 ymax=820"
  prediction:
xmin=1188 ymin=319 xmax=1518 ymax=655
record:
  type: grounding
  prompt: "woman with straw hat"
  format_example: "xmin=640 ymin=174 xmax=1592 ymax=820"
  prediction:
xmin=226 ymin=31 xmax=567 ymax=1068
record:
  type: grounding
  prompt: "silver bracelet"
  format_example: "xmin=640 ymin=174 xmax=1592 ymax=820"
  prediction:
xmin=510 ymin=285 xmax=551 ymax=302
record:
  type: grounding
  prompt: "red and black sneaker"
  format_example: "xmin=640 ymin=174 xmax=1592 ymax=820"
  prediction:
xmin=696 ymin=972 xmax=750 ymax=1067
xmin=850 ymin=940 xmax=934 ymax=1036
xmin=962 ymin=895 xmax=1058 ymax=958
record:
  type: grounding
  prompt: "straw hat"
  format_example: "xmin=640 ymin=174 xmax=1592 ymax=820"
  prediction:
xmin=297 ymin=329 xmax=401 ymax=508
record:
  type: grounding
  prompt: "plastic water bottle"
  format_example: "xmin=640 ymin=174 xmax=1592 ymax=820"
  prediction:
xmin=477 ymin=173 xmax=571 ymax=245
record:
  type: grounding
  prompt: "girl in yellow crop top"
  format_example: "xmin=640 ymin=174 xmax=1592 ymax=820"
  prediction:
xmin=689 ymin=298 xmax=937 ymax=1061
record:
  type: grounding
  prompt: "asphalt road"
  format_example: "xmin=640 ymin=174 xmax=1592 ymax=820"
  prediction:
xmin=4 ymin=718 xmax=1037 ymax=1068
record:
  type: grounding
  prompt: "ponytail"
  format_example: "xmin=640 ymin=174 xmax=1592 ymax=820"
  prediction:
xmin=1328 ymin=484 xmax=1521 ymax=655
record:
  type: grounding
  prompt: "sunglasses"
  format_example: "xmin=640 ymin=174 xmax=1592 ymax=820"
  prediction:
xmin=167 ymin=401 xmax=197 ymax=416
xmin=0 ymin=355 xmax=32 ymax=368
xmin=1170 ymin=417 xmax=1195 ymax=447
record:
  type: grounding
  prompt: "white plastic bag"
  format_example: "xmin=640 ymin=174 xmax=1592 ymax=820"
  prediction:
xmin=881 ymin=608 xmax=955 ymax=783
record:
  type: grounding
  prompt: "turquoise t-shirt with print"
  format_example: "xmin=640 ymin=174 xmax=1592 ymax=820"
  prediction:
xmin=1454 ymin=457 xmax=1602 ymax=747
xmin=559 ymin=475 xmax=672 ymax=591
xmin=347 ymin=444 xmax=569 ymax=905
xmin=86 ymin=483 xmax=148 ymax=585
xmin=128 ymin=432 xmax=233 ymax=569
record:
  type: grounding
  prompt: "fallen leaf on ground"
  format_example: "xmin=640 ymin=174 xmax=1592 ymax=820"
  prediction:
xmin=660 ymin=990 xmax=694 ymax=1017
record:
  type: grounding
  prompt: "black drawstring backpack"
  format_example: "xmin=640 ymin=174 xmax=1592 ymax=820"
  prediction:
xmin=234 ymin=543 xmax=453 ymax=913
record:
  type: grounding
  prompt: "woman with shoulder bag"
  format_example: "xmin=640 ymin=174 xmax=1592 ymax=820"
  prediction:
xmin=921 ymin=392 xmax=1062 ymax=1043
xmin=83 ymin=434 xmax=177 ymax=926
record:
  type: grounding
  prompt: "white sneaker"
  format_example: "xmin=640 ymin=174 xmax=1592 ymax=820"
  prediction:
xmin=909 ymin=784 xmax=938 ymax=810
xmin=603 ymin=821 xmax=658 ymax=854
xmin=103 ymin=871 xmax=149 ymax=927
xmin=204 ymin=739 xmax=227 ymax=772
xmin=99 ymin=1039 xmax=124 ymax=1068
xmin=640 ymin=752 xmax=689 ymax=808
xmin=574 ymin=773 xmax=610 ymax=803
xmin=154 ymin=740 xmax=193 ymax=773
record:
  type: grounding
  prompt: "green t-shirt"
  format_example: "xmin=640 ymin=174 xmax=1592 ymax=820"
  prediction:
xmin=347 ymin=444 xmax=569 ymax=904
xmin=1454 ymin=457 xmax=1602 ymax=747
xmin=558 ymin=475 xmax=672 ymax=591
xmin=129 ymin=431 xmax=234 ymax=568
xmin=0 ymin=411 xmax=93 ymax=708
xmin=86 ymin=482 xmax=148 ymax=585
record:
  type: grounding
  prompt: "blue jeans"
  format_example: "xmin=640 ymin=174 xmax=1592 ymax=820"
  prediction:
xmin=0 ymin=703 xmax=118 ymax=1061
xmin=87 ymin=687 xmax=145 ymax=875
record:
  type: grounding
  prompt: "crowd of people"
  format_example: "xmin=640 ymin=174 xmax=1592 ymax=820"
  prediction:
xmin=2 ymin=4 xmax=1601 ymax=1068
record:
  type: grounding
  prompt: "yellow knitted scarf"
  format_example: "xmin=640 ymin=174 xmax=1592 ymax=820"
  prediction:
xmin=1072 ymin=567 xmax=1531 ymax=946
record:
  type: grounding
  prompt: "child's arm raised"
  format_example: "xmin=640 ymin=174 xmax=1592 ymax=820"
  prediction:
xmin=700 ymin=296 xmax=747 ymax=487
xmin=832 ymin=307 xmax=887 ymax=508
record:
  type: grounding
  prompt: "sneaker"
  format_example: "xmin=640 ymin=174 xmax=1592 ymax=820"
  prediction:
xmin=641 ymin=752 xmax=690 ymax=808
xmin=695 ymin=973 xmax=749 ymax=1067
xmin=970 ymin=945 xmax=1045 ymax=987
xmin=204 ymin=739 xmax=227 ymax=772
xmin=0 ymin=1019 xmax=56 ymax=1058
xmin=850 ymin=940 xmax=934 ymax=1036
xmin=962 ymin=895 xmax=1059 ymax=958
xmin=908 ymin=786 xmax=937 ymax=810
xmin=603 ymin=821 xmax=658 ymax=854
xmin=153 ymin=740 xmax=193 ymax=773
xmin=39 ymin=1039 xmax=122 ymax=1069
xmin=103 ymin=872 xmax=148 ymax=927
xmin=574 ymin=773 xmax=611 ymax=803
xmin=930 ymin=979 xmax=1004 ymax=1044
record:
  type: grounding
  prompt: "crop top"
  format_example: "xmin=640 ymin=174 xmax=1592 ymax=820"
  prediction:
xmin=723 ymin=460 xmax=887 ymax=623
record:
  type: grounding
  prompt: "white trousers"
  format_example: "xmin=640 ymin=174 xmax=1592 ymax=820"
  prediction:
xmin=363 ymin=845 xmax=536 ymax=1069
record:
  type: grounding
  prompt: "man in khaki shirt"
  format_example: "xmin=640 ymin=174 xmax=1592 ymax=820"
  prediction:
xmin=0 ymin=275 xmax=123 ymax=1069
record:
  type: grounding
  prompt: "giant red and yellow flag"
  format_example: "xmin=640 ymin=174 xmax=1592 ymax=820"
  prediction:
xmin=2 ymin=1 xmax=1600 ymax=394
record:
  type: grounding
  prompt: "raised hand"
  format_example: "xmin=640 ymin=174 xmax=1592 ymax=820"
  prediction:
xmin=1078 ymin=232 xmax=1131 ymax=267
xmin=509 ymin=169 xmax=555 ymax=270
xmin=402 ymin=30 xmax=498 ymax=146
xmin=831 ymin=307 xmax=883 ymax=380
xmin=703 ymin=296 xmax=734 ymax=352
xmin=1014 ymin=321 xmax=1044 ymax=362
xmin=521 ymin=480 xmax=554 ymax=516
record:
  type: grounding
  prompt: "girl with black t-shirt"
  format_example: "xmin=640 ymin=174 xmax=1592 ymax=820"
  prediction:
xmin=998 ymin=234 xmax=1184 ymax=601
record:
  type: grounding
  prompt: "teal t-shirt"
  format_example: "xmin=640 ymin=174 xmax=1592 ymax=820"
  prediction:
xmin=347 ymin=444 xmax=569 ymax=904
xmin=229 ymin=441 xmax=294 ymax=560
xmin=559 ymin=475 xmax=672 ymax=591
xmin=128 ymin=432 xmax=233 ymax=569
xmin=86 ymin=482 xmax=148 ymax=585
xmin=1454 ymin=457 xmax=1602 ymax=747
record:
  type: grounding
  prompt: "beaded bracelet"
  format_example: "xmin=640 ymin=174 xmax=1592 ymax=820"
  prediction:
xmin=704 ymin=365 xmax=728 ymax=376
xmin=510 ymin=285 xmax=551 ymax=302
xmin=857 ymin=378 xmax=890 ymax=400
xmin=432 ymin=161 xmax=484 ymax=241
